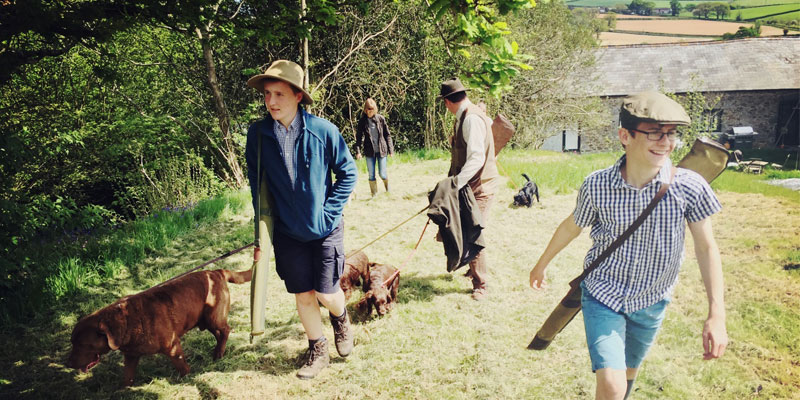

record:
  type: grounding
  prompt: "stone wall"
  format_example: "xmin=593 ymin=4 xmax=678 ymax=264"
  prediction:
xmin=714 ymin=90 xmax=797 ymax=148
xmin=577 ymin=89 xmax=798 ymax=152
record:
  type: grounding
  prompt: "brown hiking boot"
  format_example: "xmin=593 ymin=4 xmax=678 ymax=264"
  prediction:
xmin=330 ymin=309 xmax=354 ymax=357
xmin=471 ymin=288 xmax=487 ymax=301
xmin=296 ymin=337 xmax=330 ymax=380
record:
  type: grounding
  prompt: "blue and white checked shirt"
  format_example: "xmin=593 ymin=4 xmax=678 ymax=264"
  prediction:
xmin=574 ymin=155 xmax=722 ymax=313
xmin=273 ymin=112 xmax=304 ymax=187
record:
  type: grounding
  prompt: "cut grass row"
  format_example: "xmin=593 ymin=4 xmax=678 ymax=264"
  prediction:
xmin=728 ymin=4 xmax=800 ymax=20
xmin=1 ymin=148 xmax=798 ymax=398
xmin=6 ymin=147 xmax=798 ymax=326
xmin=759 ymin=9 xmax=800 ymax=22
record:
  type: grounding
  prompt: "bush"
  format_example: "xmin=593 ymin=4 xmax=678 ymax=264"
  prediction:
xmin=0 ymin=189 xmax=249 ymax=324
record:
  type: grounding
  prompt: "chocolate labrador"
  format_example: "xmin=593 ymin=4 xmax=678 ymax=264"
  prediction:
xmin=66 ymin=268 xmax=251 ymax=386
xmin=357 ymin=263 xmax=399 ymax=317
xmin=340 ymin=251 xmax=370 ymax=301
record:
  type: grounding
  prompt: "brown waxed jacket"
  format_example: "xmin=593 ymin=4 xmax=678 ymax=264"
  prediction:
xmin=355 ymin=113 xmax=394 ymax=158
xmin=427 ymin=176 xmax=485 ymax=272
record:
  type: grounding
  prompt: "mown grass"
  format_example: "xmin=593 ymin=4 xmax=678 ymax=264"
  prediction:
xmin=768 ymin=9 xmax=800 ymax=21
xmin=727 ymin=3 xmax=800 ymax=20
xmin=569 ymin=0 xmax=724 ymax=8
xmin=496 ymin=149 xmax=621 ymax=193
xmin=732 ymin=0 xmax=800 ymax=7
xmin=712 ymin=169 xmax=800 ymax=203
xmin=1 ymin=148 xmax=798 ymax=399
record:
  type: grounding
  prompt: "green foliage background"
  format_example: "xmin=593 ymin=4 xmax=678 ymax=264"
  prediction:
xmin=0 ymin=0 xmax=606 ymax=321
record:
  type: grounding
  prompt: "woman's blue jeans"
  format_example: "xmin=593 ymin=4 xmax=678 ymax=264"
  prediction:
xmin=365 ymin=156 xmax=388 ymax=181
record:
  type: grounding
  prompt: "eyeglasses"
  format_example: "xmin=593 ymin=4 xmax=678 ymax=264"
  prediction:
xmin=629 ymin=128 xmax=678 ymax=142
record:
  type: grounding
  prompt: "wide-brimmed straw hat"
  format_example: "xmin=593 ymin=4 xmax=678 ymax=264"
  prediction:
xmin=437 ymin=77 xmax=467 ymax=100
xmin=247 ymin=60 xmax=313 ymax=105
xmin=621 ymin=91 xmax=690 ymax=125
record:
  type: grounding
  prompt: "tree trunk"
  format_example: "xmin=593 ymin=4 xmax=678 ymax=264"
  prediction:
xmin=198 ymin=27 xmax=244 ymax=188
xmin=301 ymin=0 xmax=310 ymax=90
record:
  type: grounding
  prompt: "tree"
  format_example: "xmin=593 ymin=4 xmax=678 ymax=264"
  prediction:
xmin=693 ymin=3 xmax=714 ymax=19
xmin=0 ymin=0 xmax=321 ymax=188
xmin=628 ymin=0 xmax=655 ymax=16
xmin=301 ymin=1 xmax=451 ymax=149
xmin=722 ymin=21 xmax=762 ymax=39
xmin=499 ymin=1 xmax=607 ymax=148
xmin=685 ymin=3 xmax=697 ymax=12
xmin=670 ymin=0 xmax=682 ymax=16
xmin=662 ymin=77 xmax=721 ymax=163
xmin=713 ymin=2 xmax=730 ymax=20
xmin=612 ymin=3 xmax=629 ymax=14
xmin=605 ymin=12 xmax=618 ymax=29
xmin=428 ymin=0 xmax=537 ymax=98
xmin=0 ymin=0 xmax=149 ymax=84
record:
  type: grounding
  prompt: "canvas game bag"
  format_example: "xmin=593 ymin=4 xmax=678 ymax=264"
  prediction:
xmin=677 ymin=137 xmax=729 ymax=183
xmin=492 ymin=113 xmax=515 ymax=155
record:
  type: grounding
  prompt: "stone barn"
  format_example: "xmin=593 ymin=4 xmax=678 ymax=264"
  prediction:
xmin=575 ymin=37 xmax=800 ymax=152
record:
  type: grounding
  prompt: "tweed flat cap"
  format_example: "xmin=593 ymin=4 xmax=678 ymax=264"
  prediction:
xmin=621 ymin=91 xmax=690 ymax=125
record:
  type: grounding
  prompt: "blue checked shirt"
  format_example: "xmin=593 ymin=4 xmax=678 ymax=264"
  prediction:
xmin=574 ymin=155 xmax=722 ymax=313
xmin=273 ymin=112 xmax=303 ymax=187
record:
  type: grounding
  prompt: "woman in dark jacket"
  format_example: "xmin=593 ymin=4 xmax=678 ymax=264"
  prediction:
xmin=355 ymin=98 xmax=394 ymax=196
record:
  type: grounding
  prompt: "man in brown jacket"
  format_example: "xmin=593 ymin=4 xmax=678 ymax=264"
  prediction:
xmin=440 ymin=77 xmax=499 ymax=300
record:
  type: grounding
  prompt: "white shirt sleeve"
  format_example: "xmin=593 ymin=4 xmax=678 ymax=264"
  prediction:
xmin=455 ymin=114 xmax=487 ymax=189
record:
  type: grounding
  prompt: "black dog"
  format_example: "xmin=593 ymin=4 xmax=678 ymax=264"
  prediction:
xmin=513 ymin=173 xmax=539 ymax=207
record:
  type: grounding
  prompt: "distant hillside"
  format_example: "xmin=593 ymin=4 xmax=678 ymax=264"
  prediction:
xmin=566 ymin=0 xmax=800 ymax=8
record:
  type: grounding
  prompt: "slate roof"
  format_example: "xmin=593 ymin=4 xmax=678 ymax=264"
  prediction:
xmin=587 ymin=37 xmax=800 ymax=97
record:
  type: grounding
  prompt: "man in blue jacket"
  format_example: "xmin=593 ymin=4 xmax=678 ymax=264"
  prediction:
xmin=245 ymin=60 xmax=357 ymax=379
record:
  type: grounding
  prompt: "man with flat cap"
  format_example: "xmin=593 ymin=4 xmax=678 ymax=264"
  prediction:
xmin=439 ymin=77 xmax=499 ymax=300
xmin=245 ymin=60 xmax=357 ymax=379
xmin=529 ymin=91 xmax=727 ymax=399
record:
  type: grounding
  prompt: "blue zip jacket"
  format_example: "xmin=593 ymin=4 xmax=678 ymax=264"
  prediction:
xmin=245 ymin=108 xmax=357 ymax=242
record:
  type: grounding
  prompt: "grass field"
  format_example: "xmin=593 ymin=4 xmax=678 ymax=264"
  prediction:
xmin=764 ymin=9 xmax=800 ymax=21
xmin=732 ymin=0 xmax=800 ymax=6
xmin=570 ymin=0 xmax=800 ymax=7
xmin=568 ymin=0 xmax=718 ymax=7
xmin=613 ymin=18 xmax=790 ymax=35
xmin=730 ymin=4 xmax=800 ymax=20
xmin=1 ymin=149 xmax=799 ymax=399
xmin=599 ymin=31 xmax=715 ymax=45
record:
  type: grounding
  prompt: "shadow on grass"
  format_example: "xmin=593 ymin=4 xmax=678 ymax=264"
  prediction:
xmin=124 ymin=217 xmax=251 ymax=289
xmin=0 ymin=327 xmax=164 ymax=399
xmin=397 ymin=272 xmax=466 ymax=302
xmin=0 ymin=290 xmax=304 ymax=399
xmin=0 ymin=323 xmax=309 ymax=398
xmin=342 ymin=272 xmax=467 ymax=324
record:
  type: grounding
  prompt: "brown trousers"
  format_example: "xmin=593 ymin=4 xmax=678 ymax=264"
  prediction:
xmin=468 ymin=193 xmax=494 ymax=290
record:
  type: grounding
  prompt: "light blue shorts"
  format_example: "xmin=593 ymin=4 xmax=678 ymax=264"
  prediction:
xmin=581 ymin=284 xmax=669 ymax=372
